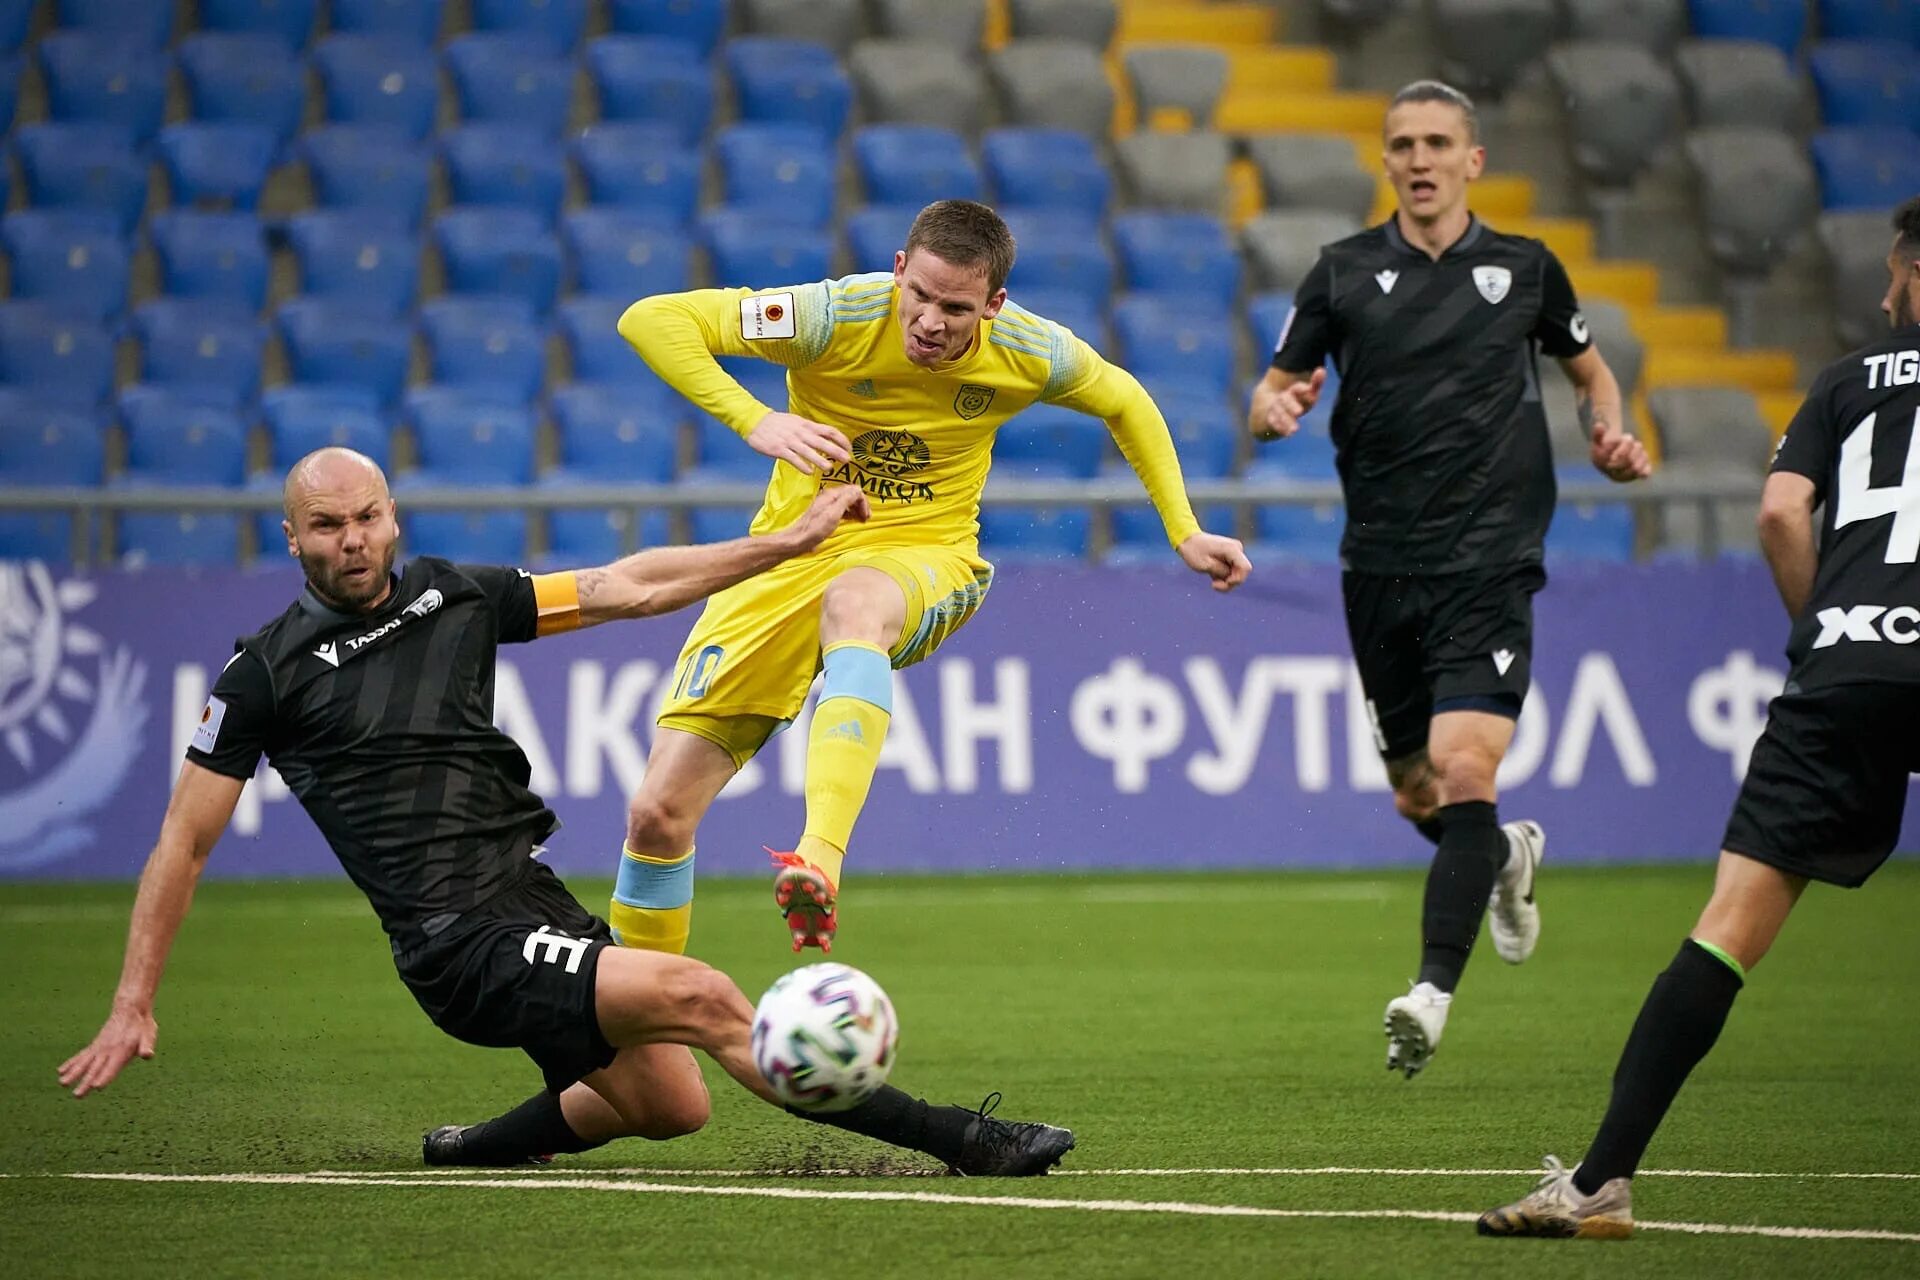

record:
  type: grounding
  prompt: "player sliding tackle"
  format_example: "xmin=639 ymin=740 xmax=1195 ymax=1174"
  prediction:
xmin=608 ymin=199 xmax=1250 ymax=956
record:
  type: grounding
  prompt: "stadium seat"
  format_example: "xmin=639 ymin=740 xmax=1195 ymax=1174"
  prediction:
xmin=12 ymin=124 xmax=147 ymax=237
xmin=261 ymin=385 xmax=392 ymax=470
xmin=1245 ymin=290 xmax=1294 ymax=353
xmin=1818 ymin=0 xmax=1920 ymax=46
xmin=1242 ymin=135 xmax=1376 ymax=222
xmin=37 ymin=34 xmax=167 ymax=148
xmin=1687 ymin=0 xmax=1806 ymax=56
xmin=1562 ymin=0 xmax=1687 ymax=54
xmin=702 ymin=212 xmax=834 ymax=288
xmin=1648 ymin=459 xmax=1760 ymax=556
xmin=845 ymin=205 xmax=918 ymax=274
xmin=977 ymin=506 xmax=1093 ymax=558
xmin=199 ymin=0 xmax=319 ymax=51
xmin=1156 ymin=393 xmax=1239 ymax=480
xmin=471 ymin=0 xmax=589 ymax=54
xmin=0 ymin=304 xmax=114 ymax=406
xmin=570 ymin=124 xmax=699 ymax=225
xmin=1809 ymin=42 xmax=1920 ymax=131
xmin=1248 ymin=453 xmax=1344 ymax=563
xmin=115 ymin=393 xmax=247 ymax=566
xmin=1114 ymin=132 xmax=1232 ymax=215
xmin=1123 ymin=46 xmax=1228 ymax=130
xmin=1820 ymin=209 xmax=1898 ymax=349
xmin=0 ymin=53 xmax=17 ymax=133
xmin=114 ymin=512 xmax=242 ymax=567
xmin=713 ymin=125 xmax=837 ymax=228
xmin=692 ymin=410 xmax=773 ymax=477
xmin=1809 ymin=127 xmax=1920 ymax=211
xmin=994 ymin=402 xmax=1106 ymax=479
xmin=544 ymin=505 xmax=672 ymax=564
xmin=406 ymin=387 xmax=537 ymax=484
xmin=0 ymin=0 xmax=28 ymax=50
xmin=1673 ymin=39 xmax=1801 ymax=132
xmin=982 ymin=128 xmax=1112 ymax=223
xmin=131 ymin=300 xmax=267 ymax=406
xmin=549 ymin=382 xmax=681 ymax=482
xmin=441 ymin=125 xmax=567 ymax=223
xmin=1582 ymin=299 xmax=1644 ymax=399
xmin=1242 ymin=211 xmax=1363 ymax=292
xmin=433 ymin=207 xmax=564 ymax=316
xmin=1006 ymin=0 xmax=1117 ymax=46
xmin=609 ymin=0 xmax=728 ymax=56
xmin=1647 ymin=387 xmax=1772 ymax=472
xmin=1686 ymin=127 xmax=1820 ymax=275
xmin=177 ymin=34 xmax=307 ymax=152
xmin=287 ymin=209 xmax=422 ymax=316
xmin=1111 ymin=296 xmax=1236 ymax=399
xmin=277 ymin=299 xmax=415 ymax=405
xmin=1545 ymin=42 xmax=1681 ymax=191
xmin=724 ymin=37 xmax=853 ymax=142
xmin=1002 ymin=211 xmax=1113 ymax=307
xmin=563 ymin=211 xmax=694 ymax=298
xmin=444 ymin=36 xmax=576 ymax=138
xmin=739 ymin=0 xmax=861 ymax=52
xmin=585 ymin=36 xmax=715 ymax=147
xmin=331 ymin=0 xmax=447 ymax=45
xmin=686 ymin=501 xmax=760 ymax=543
xmin=717 ymin=357 xmax=788 ymax=413
xmin=850 ymin=39 xmax=987 ymax=134
xmin=987 ymin=40 xmax=1114 ymax=137
xmin=149 ymin=211 xmax=269 ymax=312
xmin=300 ymin=127 xmax=433 ymax=229
xmin=403 ymin=509 xmax=530 ymax=561
xmin=56 ymin=0 xmax=173 ymax=46
xmin=1112 ymin=213 xmax=1241 ymax=309
xmin=853 ymin=126 xmax=983 ymax=209
xmin=1548 ymin=468 xmax=1637 ymax=563
xmin=158 ymin=124 xmax=280 ymax=211
xmin=1427 ymin=0 xmax=1557 ymax=101
xmin=418 ymin=297 xmax=547 ymax=403
xmin=1 ymin=210 xmax=129 ymax=325
xmin=0 ymin=397 xmax=101 ymax=561
xmin=1011 ymin=289 xmax=1105 ymax=352
xmin=558 ymin=295 xmax=653 ymax=385
xmin=312 ymin=36 xmax=442 ymax=142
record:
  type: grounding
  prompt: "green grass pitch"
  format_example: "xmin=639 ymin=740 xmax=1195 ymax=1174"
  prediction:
xmin=5 ymin=864 xmax=1918 ymax=1278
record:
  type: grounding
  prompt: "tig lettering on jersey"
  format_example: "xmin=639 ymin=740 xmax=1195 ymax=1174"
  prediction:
xmin=1863 ymin=350 xmax=1920 ymax=390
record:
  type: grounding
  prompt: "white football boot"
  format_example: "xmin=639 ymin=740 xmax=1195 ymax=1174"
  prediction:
xmin=1477 ymin=1156 xmax=1634 ymax=1240
xmin=1487 ymin=820 xmax=1544 ymax=964
xmin=1383 ymin=981 xmax=1451 ymax=1079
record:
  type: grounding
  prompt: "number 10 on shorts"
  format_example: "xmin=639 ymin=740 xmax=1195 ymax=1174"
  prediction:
xmin=673 ymin=645 xmax=725 ymax=700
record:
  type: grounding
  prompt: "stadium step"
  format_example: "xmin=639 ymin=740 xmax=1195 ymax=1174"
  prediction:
xmin=1116 ymin=0 xmax=1278 ymax=45
xmin=1213 ymin=91 xmax=1391 ymax=135
xmin=1497 ymin=217 xmax=1594 ymax=265
xmin=1569 ymin=261 xmax=1662 ymax=309
xmin=1629 ymin=305 xmax=1728 ymax=352
xmin=1644 ymin=348 xmax=1801 ymax=394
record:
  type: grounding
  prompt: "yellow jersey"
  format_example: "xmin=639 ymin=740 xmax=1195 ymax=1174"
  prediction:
xmin=618 ymin=273 xmax=1202 ymax=557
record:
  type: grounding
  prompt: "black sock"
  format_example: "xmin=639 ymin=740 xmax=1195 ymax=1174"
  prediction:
xmin=1414 ymin=817 xmax=1445 ymax=846
xmin=789 ymin=1084 xmax=975 ymax=1165
xmin=1416 ymin=801 xmax=1506 ymax=992
xmin=459 ymin=1091 xmax=600 ymax=1163
xmin=1573 ymin=939 xmax=1744 ymax=1195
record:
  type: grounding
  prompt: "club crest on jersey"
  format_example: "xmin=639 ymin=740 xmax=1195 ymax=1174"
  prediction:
xmin=954 ymin=383 xmax=996 ymax=420
xmin=1473 ymin=266 xmax=1512 ymax=305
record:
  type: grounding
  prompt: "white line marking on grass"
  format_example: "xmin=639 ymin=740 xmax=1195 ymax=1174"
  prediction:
xmin=298 ymin=1165 xmax=1920 ymax=1183
xmin=56 ymin=1172 xmax=1920 ymax=1244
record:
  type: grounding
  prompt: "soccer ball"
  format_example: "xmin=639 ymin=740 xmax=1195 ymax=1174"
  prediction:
xmin=750 ymin=962 xmax=899 ymax=1113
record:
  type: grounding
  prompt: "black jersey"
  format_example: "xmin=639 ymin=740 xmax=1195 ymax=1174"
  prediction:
xmin=1273 ymin=216 xmax=1592 ymax=575
xmin=185 ymin=557 xmax=557 ymax=940
xmin=1772 ymin=324 xmax=1920 ymax=688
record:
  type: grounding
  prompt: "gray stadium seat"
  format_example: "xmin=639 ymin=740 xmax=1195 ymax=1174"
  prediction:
xmin=1545 ymin=41 xmax=1681 ymax=191
xmin=1006 ymin=0 xmax=1117 ymax=49
xmin=1582 ymin=298 xmax=1644 ymax=399
xmin=1673 ymin=39 xmax=1800 ymax=133
xmin=1243 ymin=133 xmax=1376 ymax=222
xmin=1820 ymin=210 xmax=1896 ymax=351
xmin=871 ymin=0 xmax=988 ymax=54
xmin=851 ymin=39 xmax=987 ymax=133
xmin=1114 ymin=131 xmax=1232 ymax=214
xmin=1240 ymin=210 xmax=1363 ymax=291
xmin=1647 ymin=387 xmax=1774 ymax=473
xmin=1685 ymin=126 xmax=1819 ymax=342
xmin=1537 ymin=361 xmax=1590 ymax=466
xmin=1427 ymin=0 xmax=1557 ymax=101
xmin=1648 ymin=462 xmax=1761 ymax=556
xmin=741 ymin=0 xmax=863 ymax=52
xmin=988 ymin=40 xmax=1114 ymax=137
xmin=1123 ymin=45 xmax=1228 ymax=130
xmin=1562 ymin=0 xmax=1687 ymax=56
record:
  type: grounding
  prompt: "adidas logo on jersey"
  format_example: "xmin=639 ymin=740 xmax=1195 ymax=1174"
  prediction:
xmin=847 ymin=379 xmax=878 ymax=398
xmin=1812 ymin=604 xmax=1920 ymax=649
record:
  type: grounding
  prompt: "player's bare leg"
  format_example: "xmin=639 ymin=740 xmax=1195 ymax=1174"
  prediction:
xmin=613 ymin=728 xmax=740 ymax=953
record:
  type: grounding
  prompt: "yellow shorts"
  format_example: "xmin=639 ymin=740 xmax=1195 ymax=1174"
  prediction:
xmin=657 ymin=543 xmax=994 ymax=766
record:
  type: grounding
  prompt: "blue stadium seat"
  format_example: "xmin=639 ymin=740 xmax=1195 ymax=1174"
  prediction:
xmin=558 ymin=295 xmax=659 ymax=386
xmin=1111 ymin=295 xmax=1235 ymax=399
xmin=116 ymin=512 xmax=243 ymax=567
xmin=1112 ymin=213 xmax=1241 ymax=309
xmin=403 ymin=510 xmax=529 ymax=561
xmin=177 ymin=34 xmax=307 ymax=152
xmin=0 ymin=304 xmax=114 ymax=406
xmin=1 ymin=210 xmax=129 ymax=325
xmin=564 ymin=211 xmax=694 ymax=297
xmin=38 ymin=34 xmax=168 ymax=144
xmin=471 ymin=0 xmax=589 ymax=55
xmin=1245 ymin=290 xmax=1294 ymax=352
xmin=1156 ymin=393 xmax=1238 ymax=479
xmin=444 ymin=35 xmax=576 ymax=138
xmin=1809 ymin=42 xmax=1919 ymax=130
xmin=716 ymin=356 xmax=787 ymax=412
xmin=1818 ymin=0 xmax=1920 ymax=46
xmin=1009 ymin=290 xmax=1106 ymax=353
xmin=300 ymin=127 xmax=433 ymax=229
xmin=702 ymin=211 xmax=834 ymax=288
xmin=1002 ymin=211 xmax=1113 ymax=309
xmin=977 ymin=506 xmax=1093 ymax=559
xmin=845 ymin=204 xmax=921 ymax=275
xmin=724 ymin=38 xmax=853 ymax=141
xmin=287 ymin=209 xmax=421 ymax=316
xmin=0 ymin=0 xmax=29 ymax=51
xmin=312 ymin=36 xmax=441 ymax=141
xmin=13 ymin=123 xmax=147 ymax=237
xmin=55 ymin=0 xmax=173 ymax=46
xmin=687 ymin=502 xmax=758 ymax=543
xmin=131 ymin=300 xmax=267 ymax=405
xmin=1810 ymin=128 xmax=1920 ymax=210
xmin=1547 ymin=469 xmax=1636 ymax=563
xmin=331 ymin=0 xmax=447 ymax=44
xmin=418 ymin=296 xmax=547 ymax=403
xmin=549 ymin=382 xmax=681 ymax=482
xmin=1247 ymin=453 xmax=1343 ymax=563
xmin=442 ymin=125 xmax=568 ymax=223
xmin=1687 ymin=0 xmax=1807 ymax=57
xmin=261 ymin=385 xmax=392 ymax=470
xmin=571 ymin=124 xmax=700 ymax=224
xmin=1112 ymin=483 xmax=1234 ymax=549
xmin=0 ymin=53 xmax=17 ymax=133
xmin=585 ymin=36 xmax=714 ymax=147
xmin=543 ymin=505 xmax=673 ymax=564
xmin=198 ymin=0 xmax=320 ymax=53
xmin=277 ymin=299 xmax=415 ymax=405
xmin=692 ymin=413 xmax=771 ymax=477
xmin=158 ymin=124 xmax=279 ymax=211
xmin=609 ymin=0 xmax=728 ymax=55
xmin=405 ymin=387 xmax=538 ymax=483
xmin=149 ymin=211 xmax=269 ymax=312
xmin=983 ymin=128 xmax=1113 ymax=223
xmin=993 ymin=402 xmax=1106 ymax=479
xmin=434 ymin=207 xmax=564 ymax=316
xmin=0 ymin=396 xmax=102 ymax=562
xmin=118 ymin=388 xmax=249 ymax=485
xmin=714 ymin=124 xmax=836 ymax=228
xmin=854 ymin=125 xmax=983 ymax=207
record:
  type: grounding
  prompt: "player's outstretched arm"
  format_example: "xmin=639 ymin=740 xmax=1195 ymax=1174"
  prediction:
xmin=59 ymin=761 xmax=245 ymax=1098
xmin=1248 ymin=366 xmax=1326 ymax=441
xmin=566 ymin=485 xmax=872 ymax=628
xmin=1561 ymin=348 xmax=1651 ymax=482
xmin=1757 ymin=471 xmax=1819 ymax=618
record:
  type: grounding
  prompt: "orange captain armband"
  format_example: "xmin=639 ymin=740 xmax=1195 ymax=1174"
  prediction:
xmin=530 ymin=571 xmax=582 ymax=636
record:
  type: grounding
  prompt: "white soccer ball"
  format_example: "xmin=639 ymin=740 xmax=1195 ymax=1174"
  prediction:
xmin=750 ymin=962 xmax=900 ymax=1113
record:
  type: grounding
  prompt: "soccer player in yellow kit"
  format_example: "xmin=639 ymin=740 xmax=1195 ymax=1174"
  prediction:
xmin=607 ymin=200 xmax=1251 ymax=955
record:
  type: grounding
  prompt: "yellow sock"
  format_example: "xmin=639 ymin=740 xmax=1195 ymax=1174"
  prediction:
xmin=608 ymin=845 xmax=695 ymax=955
xmin=795 ymin=834 xmax=846 ymax=892
xmin=801 ymin=641 xmax=892 ymax=891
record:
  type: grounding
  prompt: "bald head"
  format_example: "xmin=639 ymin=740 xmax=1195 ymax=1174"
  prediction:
xmin=282 ymin=447 xmax=400 ymax=612
xmin=283 ymin=447 xmax=389 ymax=520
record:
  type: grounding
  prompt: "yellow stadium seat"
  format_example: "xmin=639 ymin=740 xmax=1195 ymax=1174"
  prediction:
xmin=1570 ymin=261 xmax=1661 ymax=308
xmin=1500 ymin=217 xmax=1594 ymax=263
xmin=1214 ymin=91 xmax=1390 ymax=134
xmin=1628 ymin=306 xmax=1728 ymax=351
xmin=1228 ymin=157 xmax=1262 ymax=226
xmin=1471 ymin=177 xmax=1536 ymax=220
xmin=1631 ymin=392 xmax=1662 ymax=462
xmin=1117 ymin=1 xmax=1277 ymax=44
xmin=1758 ymin=390 xmax=1804 ymax=439
xmin=985 ymin=0 xmax=1011 ymax=49
xmin=1225 ymin=47 xmax=1336 ymax=96
xmin=1644 ymin=348 xmax=1800 ymax=393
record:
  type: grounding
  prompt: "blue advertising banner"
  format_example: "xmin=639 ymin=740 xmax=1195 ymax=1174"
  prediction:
xmin=2 ymin=557 xmax=1907 ymax=881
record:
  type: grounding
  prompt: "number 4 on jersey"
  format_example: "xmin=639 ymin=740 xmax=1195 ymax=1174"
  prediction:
xmin=1835 ymin=408 xmax=1920 ymax=564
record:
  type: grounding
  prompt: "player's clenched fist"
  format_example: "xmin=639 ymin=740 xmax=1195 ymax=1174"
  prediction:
xmin=1179 ymin=532 xmax=1253 ymax=593
xmin=1251 ymin=367 xmax=1327 ymax=441
xmin=749 ymin=411 xmax=853 ymax=476
xmin=1590 ymin=427 xmax=1652 ymax=483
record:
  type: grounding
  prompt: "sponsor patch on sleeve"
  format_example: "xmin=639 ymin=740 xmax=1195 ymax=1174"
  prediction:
xmin=740 ymin=291 xmax=797 ymax=341
xmin=191 ymin=696 xmax=227 ymax=754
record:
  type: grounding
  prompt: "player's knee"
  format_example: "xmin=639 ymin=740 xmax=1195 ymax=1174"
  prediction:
xmin=629 ymin=1084 xmax=712 ymax=1140
xmin=1430 ymin=746 xmax=1500 ymax=803
xmin=663 ymin=962 xmax=752 ymax=1047
xmin=625 ymin=791 xmax=698 ymax=857
xmin=1393 ymin=786 xmax=1437 ymax=824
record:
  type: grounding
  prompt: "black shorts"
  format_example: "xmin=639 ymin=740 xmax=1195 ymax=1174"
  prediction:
xmin=393 ymin=861 xmax=617 ymax=1092
xmin=1722 ymin=682 xmax=1920 ymax=888
xmin=1343 ymin=562 xmax=1545 ymax=762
